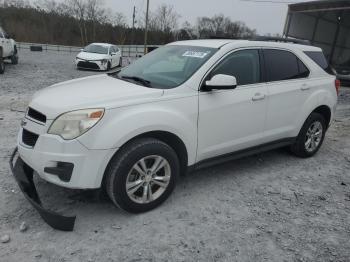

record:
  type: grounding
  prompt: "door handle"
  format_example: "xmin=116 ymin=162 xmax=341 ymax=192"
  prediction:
xmin=300 ymin=84 xmax=310 ymax=91
xmin=252 ymin=93 xmax=266 ymax=101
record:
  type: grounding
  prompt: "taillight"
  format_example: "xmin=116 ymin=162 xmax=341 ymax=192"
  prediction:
xmin=335 ymin=79 xmax=341 ymax=95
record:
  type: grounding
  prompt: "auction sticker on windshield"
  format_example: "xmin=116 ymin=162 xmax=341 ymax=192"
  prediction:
xmin=182 ymin=51 xmax=210 ymax=58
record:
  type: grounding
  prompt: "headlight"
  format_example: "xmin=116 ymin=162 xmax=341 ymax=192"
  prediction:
xmin=101 ymin=59 xmax=107 ymax=64
xmin=48 ymin=108 xmax=104 ymax=140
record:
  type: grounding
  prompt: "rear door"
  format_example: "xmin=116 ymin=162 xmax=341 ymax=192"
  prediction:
xmin=263 ymin=48 xmax=311 ymax=142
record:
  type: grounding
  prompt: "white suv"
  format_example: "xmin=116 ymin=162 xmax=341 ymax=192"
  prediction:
xmin=10 ymin=39 xmax=339 ymax=231
xmin=0 ymin=26 xmax=18 ymax=74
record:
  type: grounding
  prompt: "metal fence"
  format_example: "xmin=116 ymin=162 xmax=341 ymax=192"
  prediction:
xmin=16 ymin=42 xmax=160 ymax=57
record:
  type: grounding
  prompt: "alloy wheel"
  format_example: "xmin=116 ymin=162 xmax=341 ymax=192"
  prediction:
xmin=126 ymin=155 xmax=171 ymax=204
xmin=305 ymin=121 xmax=323 ymax=153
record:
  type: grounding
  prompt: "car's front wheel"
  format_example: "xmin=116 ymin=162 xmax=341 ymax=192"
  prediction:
xmin=105 ymin=138 xmax=179 ymax=213
xmin=106 ymin=61 xmax=111 ymax=71
xmin=291 ymin=112 xmax=326 ymax=158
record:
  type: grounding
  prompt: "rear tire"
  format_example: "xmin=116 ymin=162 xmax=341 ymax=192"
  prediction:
xmin=119 ymin=57 xmax=122 ymax=67
xmin=105 ymin=138 xmax=179 ymax=213
xmin=0 ymin=56 xmax=4 ymax=74
xmin=11 ymin=46 xmax=18 ymax=65
xmin=106 ymin=61 xmax=111 ymax=71
xmin=290 ymin=113 xmax=326 ymax=158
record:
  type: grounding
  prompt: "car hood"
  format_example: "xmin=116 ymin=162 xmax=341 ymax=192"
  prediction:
xmin=76 ymin=52 xmax=108 ymax=61
xmin=29 ymin=74 xmax=164 ymax=120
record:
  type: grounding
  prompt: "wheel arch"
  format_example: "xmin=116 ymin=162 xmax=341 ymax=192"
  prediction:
xmin=102 ymin=130 xmax=189 ymax=188
xmin=311 ymin=105 xmax=332 ymax=129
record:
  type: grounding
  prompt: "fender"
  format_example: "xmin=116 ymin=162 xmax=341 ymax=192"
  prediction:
xmin=78 ymin=97 xmax=198 ymax=165
xmin=295 ymin=86 xmax=336 ymax=135
xmin=9 ymin=39 xmax=16 ymax=56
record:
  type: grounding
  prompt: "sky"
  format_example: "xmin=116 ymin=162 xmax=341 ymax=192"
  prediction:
xmin=103 ymin=0 xmax=310 ymax=35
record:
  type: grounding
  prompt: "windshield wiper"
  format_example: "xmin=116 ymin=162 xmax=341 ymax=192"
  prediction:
xmin=121 ymin=76 xmax=152 ymax=87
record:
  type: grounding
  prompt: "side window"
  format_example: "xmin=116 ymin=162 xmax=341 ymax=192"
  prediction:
xmin=298 ymin=59 xmax=310 ymax=78
xmin=115 ymin=46 xmax=119 ymax=52
xmin=211 ymin=49 xmax=261 ymax=86
xmin=304 ymin=51 xmax=334 ymax=75
xmin=264 ymin=49 xmax=310 ymax=82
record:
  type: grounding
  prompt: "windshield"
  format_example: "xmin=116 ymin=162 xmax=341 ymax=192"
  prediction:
xmin=115 ymin=45 xmax=217 ymax=89
xmin=84 ymin=44 xmax=109 ymax=54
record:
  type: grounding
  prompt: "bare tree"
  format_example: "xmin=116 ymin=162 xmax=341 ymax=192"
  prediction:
xmin=139 ymin=4 xmax=179 ymax=33
xmin=176 ymin=21 xmax=196 ymax=40
xmin=65 ymin=0 xmax=87 ymax=45
xmin=153 ymin=4 xmax=179 ymax=33
xmin=86 ymin=0 xmax=105 ymax=41
xmin=196 ymin=14 xmax=256 ymax=39
xmin=112 ymin=12 xmax=127 ymax=27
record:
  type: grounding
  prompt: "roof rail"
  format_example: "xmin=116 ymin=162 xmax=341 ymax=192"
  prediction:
xmin=251 ymin=36 xmax=311 ymax=45
xmin=208 ymin=35 xmax=311 ymax=45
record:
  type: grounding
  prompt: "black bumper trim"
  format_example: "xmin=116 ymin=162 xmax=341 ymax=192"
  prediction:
xmin=9 ymin=148 xmax=76 ymax=231
xmin=44 ymin=162 xmax=74 ymax=182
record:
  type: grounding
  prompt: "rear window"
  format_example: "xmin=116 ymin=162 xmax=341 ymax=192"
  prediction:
xmin=304 ymin=51 xmax=334 ymax=75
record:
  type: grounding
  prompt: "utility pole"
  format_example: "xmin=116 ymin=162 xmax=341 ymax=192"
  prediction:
xmin=131 ymin=5 xmax=136 ymax=57
xmin=132 ymin=6 xmax=136 ymax=31
xmin=144 ymin=0 xmax=150 ymax=55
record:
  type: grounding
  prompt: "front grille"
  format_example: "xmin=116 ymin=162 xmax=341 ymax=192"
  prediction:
xmin=77 ymin=61 xmax=99 ymax=69
xmin=22 ymin=129 xmax=39 ymax=147
xmin=27 ymin=107 xmax=46 ymax=123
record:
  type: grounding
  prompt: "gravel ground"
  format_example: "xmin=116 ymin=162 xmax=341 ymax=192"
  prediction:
xmin=1 ymin=49 xmax=350 ymax=262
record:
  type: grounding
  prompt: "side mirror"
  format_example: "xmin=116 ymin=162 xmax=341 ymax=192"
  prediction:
xmin=80 ymin=48 xmax=84 ymax=52
xmin=111 ymin=52 xmax=116 ymax=56
xmin=203 ymin=74 xmax=237 ymax=91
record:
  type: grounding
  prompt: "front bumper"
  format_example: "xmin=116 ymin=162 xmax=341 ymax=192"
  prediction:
xmin=9 ymin=148 xmax=76 ymax=231
xmin=18 ymin=124 xmax=115 ymax=189
xmin=76 ymin=59 xmax=107 ymax=71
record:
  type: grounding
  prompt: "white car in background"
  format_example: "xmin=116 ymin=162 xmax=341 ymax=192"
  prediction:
xmin=75 ymin=43 xmax=122 ymax=71
xmin=0 ymin=26 xmax=18 ymax=74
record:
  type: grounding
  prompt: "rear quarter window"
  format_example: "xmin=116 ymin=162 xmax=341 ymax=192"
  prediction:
xmin=304 ymin=51 xmax=334 ymax=75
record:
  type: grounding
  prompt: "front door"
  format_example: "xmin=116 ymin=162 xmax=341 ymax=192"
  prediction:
xmin=197 ymin=49 xmax=268 ymax=162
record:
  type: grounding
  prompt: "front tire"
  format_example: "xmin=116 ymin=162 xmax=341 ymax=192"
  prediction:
xmin=291 ymin=113 xmax=326 ymax=158
xmin=105 ymin=138 xmax=180 ymax=213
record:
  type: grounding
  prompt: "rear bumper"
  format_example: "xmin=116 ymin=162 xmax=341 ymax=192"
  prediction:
xmin=9 ymin=148 xmax=76 ymax=231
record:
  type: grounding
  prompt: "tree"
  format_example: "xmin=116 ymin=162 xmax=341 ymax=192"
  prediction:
xmin=196 ymin=14 xmax=256 ymax=39
xmin=86 ymin=0 xmax=105 ymax=41
xmin=65 ymin=0 xmax=87 ymax=45
xmin=153 ymin=4 xmax=179 ymax=33
xmin=176 ymin=21 xmax=196 ymax=40
xmin=0 ymin=1 xmax=257 ymax=46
